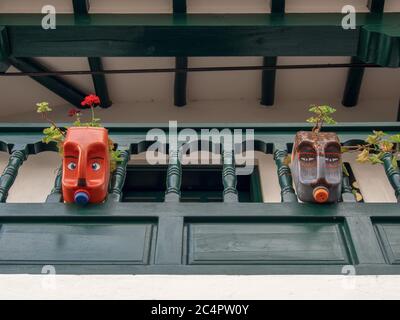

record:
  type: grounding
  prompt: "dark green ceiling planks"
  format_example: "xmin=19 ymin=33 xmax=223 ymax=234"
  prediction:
xmin=0 ymin=13 xmax=398 ymax=65
xmin=72 ymin=1 xmax=111 ymax=108
xmin=8 ymin=57 xmax=86 ymax=108
xmin=173 ymin=0 xmax=188 ymax=107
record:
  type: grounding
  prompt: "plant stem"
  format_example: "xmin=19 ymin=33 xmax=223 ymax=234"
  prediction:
xmin=91 ymin=105 xmax=95 ymax=125
xmin=42 ymin=113 xmax=66 ymax=137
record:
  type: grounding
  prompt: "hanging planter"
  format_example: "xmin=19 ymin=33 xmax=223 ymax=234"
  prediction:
xmin=36 ymin=95 xmax=121 ymax=204
xmin=291 ymin=105 xmax=400 ymax=204
xmin=291 ymin=105 xmax=342 ymax=204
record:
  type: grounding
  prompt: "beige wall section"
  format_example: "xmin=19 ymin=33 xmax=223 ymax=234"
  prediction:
xmin=3 ymin=152 xmax=60 ymax=203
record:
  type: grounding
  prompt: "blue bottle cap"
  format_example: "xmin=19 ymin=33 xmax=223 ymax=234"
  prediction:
xmin=74 ymin=191 xmax=90 ymax=204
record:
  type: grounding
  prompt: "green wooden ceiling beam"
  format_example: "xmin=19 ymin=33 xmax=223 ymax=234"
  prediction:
xmin=72 ymin=1 xmax=111 ymax=108
xmin=174 ymin=56 xmax=187 ymax=107
xmin=271 ymin=0 xmax=285 ymax=14
xmin=261 ymin=1 xmax=285 ymax=106
xmin=173 ymin=0 xmax=186 ymax=14
xmin=72 ymin=0 xmax=90 ymax=15
xmin=8 ymin=57 xmax=86 ymax=108
xmin=173 ymin=0 xmax=188 ymax=107
xmin=261 ymin=56 xmax=277 ymax=106
xmin=0 ymin=13 xmax=398 ymax=66
xmin=342 ymin=1 xmax=387 ymax=108
xmin=342 ymin=57 xmax=366 ymax=107
xmin=88 ymin=57 xmax=112 ymax=108
xmin=368 ymin=0 xmax=385 ymax=13
xmin=0 ymin=26 xmax=10 ymax=72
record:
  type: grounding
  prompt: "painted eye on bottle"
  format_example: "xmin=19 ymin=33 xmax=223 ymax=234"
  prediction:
xmin=91 ymin=162 xmax=101 ymax=171
xmin=300 ymin=154 xmax=316 ymax=162
xmin=326 ymin=157 xmax=339 ymax=163
xmin=67 ymin=162 xmax=77 ymax=170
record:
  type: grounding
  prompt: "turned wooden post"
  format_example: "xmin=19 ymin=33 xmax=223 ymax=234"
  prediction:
xmin=381 ymin=152 xmax=400 ymax=202
xmin=46 ymin=166 xmax=63 ymax=203
xmin=165 ymin=149 xmax=182 ymax=202
xmin=273 ymin=148 xmax=297 ymax=203
xmin=109 ymin=149 xmax=131 ymax=202
xmin=222 ymin=149 xmax=239 ymax=203
xmin=0 ymin=145 xmax=29 ymax=203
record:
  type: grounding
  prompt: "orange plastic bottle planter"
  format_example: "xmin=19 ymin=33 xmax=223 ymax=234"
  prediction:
xmin=62 ymin=127 xmax=110 ymax=204
xmin=291 ymin=131 xmax=342 ymax=203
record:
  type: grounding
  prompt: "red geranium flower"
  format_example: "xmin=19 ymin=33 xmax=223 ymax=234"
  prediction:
xmin=81 ymin=94 xmax=101 ymax=108
xmin=68 ymin=109 xmax=81 ymax=117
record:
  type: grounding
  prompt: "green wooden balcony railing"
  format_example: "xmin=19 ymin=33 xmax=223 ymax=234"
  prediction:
xmin=0 ymin=123 xmax=399 ymax=274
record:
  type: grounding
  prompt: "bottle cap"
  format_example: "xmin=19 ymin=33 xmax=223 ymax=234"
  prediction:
xmin=313 ymin=187 xmax=329 ymax=203
xmin=74 ymin=190 xmax=90 ymax=204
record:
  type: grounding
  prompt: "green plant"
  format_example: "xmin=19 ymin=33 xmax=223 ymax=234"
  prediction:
xmin=304 ymin=105 xmax=399 ymax=169
xmin=306 ymin=105 xmax=337 ymax=134
xmin=36 ymin=96 xmax=122 ymax=172
xmin=347 ymin=131 xmax=400 ymax=168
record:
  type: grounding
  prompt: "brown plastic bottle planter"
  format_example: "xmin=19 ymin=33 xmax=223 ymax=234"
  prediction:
xmin=62 ymin=127 xmax=110 ymax=204
xmin=291 ymin=131 xmax=342 ymax=203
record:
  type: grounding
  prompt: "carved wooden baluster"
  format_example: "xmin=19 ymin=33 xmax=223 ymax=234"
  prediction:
xmin=165 ymin=149 xmax=182 ymax=202
xmin=222 ymin=150 xmax=239 ymax=203
xmin=381 ymin=152 xmax=400 ymax=202
xmin=46 ymin=166 xmax=63 ymax=203
xmin=109 ymin=149 xmax=131 ymax=202
xmin=341 ymin=170 xmax=356 ymax=202
xmin=273 ymin=148 xmax=298 ymax=203
xmin=0 ymin=145 xmax=29 ymax=203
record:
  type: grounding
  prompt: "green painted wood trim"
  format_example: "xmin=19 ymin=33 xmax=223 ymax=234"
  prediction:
xmin=222 ymin=150 xmax=239 ymax=203
xmin=110 ymin=150 xmax=131 ymax=202
xmin=342 ymin=57 xmax=366 ymax=107
xmin=2 ymin=13 xmax=398 ymax=62
xmin=271 ymin=0 xmax=285 ymax=13
xmin=88 ymin=57 xmax=112 ymax=108
xmin=341 ymin=171 xmax=356 ymax=203
xmin=155 ymin=216 xmax=184 ymax=265
xmin=8 ymin=57 xmax=87 ymax=108
xmin=174 ymin=56 xmax=187 ymax=107
xmin=0 ymin=146 xmax=28 ymax=203
xmin=165 ymin=149 xmax=182 ymax=202
xmin=46 ymin=166 xmax=63 ymax=203
xmin=274 ymin=148 xmax=297 ymax=203
xmin=72 ymin=0 xmax=90 ymax=15
xmin=368 ymin=0 xmax=385 ymax=13
xmin=0 ymin=202 xmax=398 ymax=274
xmin=261 ymin=56 xmax=277 ymax=106
xmin=346 ymin=216 xmax=385 ymax=264
xmin=381 ymin=152 xmax=400 ymax=202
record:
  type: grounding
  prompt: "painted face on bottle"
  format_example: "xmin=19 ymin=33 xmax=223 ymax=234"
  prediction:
xmin=292 ymin=131 xmax=342 ymax=203
xmin=62 ymin=127 xmax=110 ymax=204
